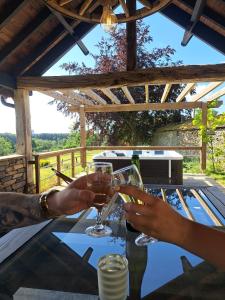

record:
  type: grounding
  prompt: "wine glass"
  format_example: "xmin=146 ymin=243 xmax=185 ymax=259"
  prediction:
xmin=113 ymin=164 xmax=157 ymax=246
xmin=85 ymin=162 xmax=113 ymax=237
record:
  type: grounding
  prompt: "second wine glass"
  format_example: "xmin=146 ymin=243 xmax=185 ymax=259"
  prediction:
xmin=113 ymin=164 xmax=157 ymax=246
xmin=85 ymin=162 xmax=113 ymax=237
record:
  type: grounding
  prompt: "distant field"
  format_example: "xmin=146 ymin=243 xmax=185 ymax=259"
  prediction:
xmin=38 ymin=150 xmax=102 ymax=192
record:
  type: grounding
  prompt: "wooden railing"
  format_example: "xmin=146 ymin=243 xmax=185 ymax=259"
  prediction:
xmin=32 ymin=145 xmax=202 ymax=193
xmin=32 ymin=147 xmax=84 ymax=193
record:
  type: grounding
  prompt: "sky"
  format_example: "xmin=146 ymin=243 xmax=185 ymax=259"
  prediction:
xmin=0 ymin=12 xmax=224 ymax=134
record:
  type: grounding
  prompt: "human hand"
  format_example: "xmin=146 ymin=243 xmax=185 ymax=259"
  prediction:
xmin=47 ymin=174 xmax=114 ymax=216
xmin=118 ymin=185 xmax=190 ymax=244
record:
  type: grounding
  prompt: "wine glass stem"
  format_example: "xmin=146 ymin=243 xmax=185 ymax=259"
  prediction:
xmin=94 ymin=209 xmax=104 ymax=230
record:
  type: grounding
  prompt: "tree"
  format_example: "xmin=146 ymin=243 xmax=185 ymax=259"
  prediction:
xmin=0 ymin=136 xmax=14 ymax=156
xmin=54 ymin=20 xmax=192 ymax=145
xmin=193 ymin=101 xmax=225 ymax=172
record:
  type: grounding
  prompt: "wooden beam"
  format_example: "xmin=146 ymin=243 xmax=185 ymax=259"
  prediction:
xmin=0 ymin=0 xmax=30 ymax=31
xmin=46 ymin=5 xmax=89 ymax=55
xmin=161 ymin=84 xmax=172 ymax=103
xmin=80 ymin=89 xmax=107 ymax=105
xmin=101 ymin=88 xmax=121 ymax=104
xmin=181 ymin=0 xmax=207 ymax=46
xmin=58 ymin=0 xmax=72 ymax=6
xmin=0 ymin=9 xmax=52 ymax=65
xmin=119 ymin=0 xmax=129 ymax=17
xmin=14 ymin=89 xmax=33 ymax=189
xmin=145 ymin=84 xmax=149 ymax=103
xmin=205 ymin=86 xmax=225 ymax=102
xmin=39 ymin=90 xmax=80 ymax=107
xmin=79 ymin=105 xmax=86 ymax=168
xmin=79 ymin=0 xmax=94 ymax=16
xmin=121 ymin=87 xmax=135 ymax=104
xmin=201 ymin=102 xmax=207 ymax=171
xmin=189 ymin=81 xmax=223 ymax=102
xmin=63 ymin=90 xmax=94 ymax=105
xmin=126 ymin=0 xmax=136 ymax=71
xmin=138 ymin=0 xmax=153 ymax=9
xmin=17 ymin=64 xmax=225 ymax=90
xmin=176 ymin=83 xmax=195 ymax=102
xmin=70 ymin=102 xmax=202 ymax=113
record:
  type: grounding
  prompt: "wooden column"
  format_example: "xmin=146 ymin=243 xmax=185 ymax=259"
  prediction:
xmin=126 ymin=0 xmax=136 ymax=71
xmin=14 ymin=89 xmax=33 ymax=190
xmin=201 ymin=102 xmax=207 ymax=171
xmin=79 ymin=105 xmax=86 ymax=168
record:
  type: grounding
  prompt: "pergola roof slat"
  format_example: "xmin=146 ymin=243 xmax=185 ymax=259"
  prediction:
xmin=189 ymin=81 xmax=223 ymax=102
xmin=205 ymin=86 xmax=225 ymax=102
xmin=81 ymin=89 xmax=107 ymax=105
xmin=121 ymin=86 xmax=135 ymax=104
xmin=101 ymin=88 xmax=121 ymax=104
xmin=176 ymin=83 xmax=195 ymax=102
xmin=161 ymin=83 xmax=172 ymax=103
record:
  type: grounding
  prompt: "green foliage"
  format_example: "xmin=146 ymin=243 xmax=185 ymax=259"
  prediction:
xmin=0 ymin=136 xmax=14 ymax=156
xmin=193 ymin=105 xmax=225 ymax=172
xmin=40 ymin=159 xmax=51 ymax=167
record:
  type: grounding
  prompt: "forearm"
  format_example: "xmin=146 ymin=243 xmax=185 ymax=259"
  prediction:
xmin=0 ymin=192 xmax=47 ymax=233
xmin=178 ymin=219 xmax=225 ymax=270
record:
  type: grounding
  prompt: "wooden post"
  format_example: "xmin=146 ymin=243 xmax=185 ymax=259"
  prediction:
xmin=80 ymin=105 xmax=86 ymax=169
xmin=71 ymin=151 xmax=75 ymax=178
xmin=56 ymin=155 xmax=61 ymax=185
xmin=14 ymin=89 xmax=33 ymax=191
xmin=201 ymin=103 xmax=207 ymax=171
xmin=126 ymin=0 xmax=136 ymax=71
xmin=34 ymin=155 xmax=40 ymax=194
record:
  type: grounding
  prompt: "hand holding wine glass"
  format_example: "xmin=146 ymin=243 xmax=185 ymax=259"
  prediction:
xmin=85 ymin=162 xmax=113 ymax=237
xmin=113 ymin=164 xmax=157 ymax=246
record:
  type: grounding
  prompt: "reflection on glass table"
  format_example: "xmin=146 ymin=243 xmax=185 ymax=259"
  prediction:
xmin=0 ymin=188 xmax=224 ymax=300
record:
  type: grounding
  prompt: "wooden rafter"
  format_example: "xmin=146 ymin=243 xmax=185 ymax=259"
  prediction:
xmin=101 ymin=88 xmax=121 ymax=104
xmin=176 ymin=83 xmax=195 ymax=102
xmin=17 ymin=64 xmax=225 ymax=90
xmin=121 ymin=87 xmax=135 ymax=104
xmin=205 ymin=86 xmax=225 ymax=102
xmin=138 ymin=0 xmax=153 ymax=9
xmin=79 ymin=0 xmax=94 ymax=16
xmin=80 ymin=89 xmax=107 ymax=105
xmin=40 ymin=90 xmax=79 ymax=106
xmin=161 ymin=84 xmax=172 ymax=103
xmin=70 ymin=102 xmax=203 ymax=113
xmin=189 ymin=81 xmax=223 ymax=102
xmin=119 ymin=0 xmax=130 ymax=18
xmin=58 ymin=0 xmax=72 ymax=6
xmin=63 ymin=90 xmax=94 ymax=105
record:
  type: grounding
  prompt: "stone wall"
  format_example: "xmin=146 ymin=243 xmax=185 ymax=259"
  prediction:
xmin=0 ymin=154 xmax=26 ymax=192
xmin=152 ymin=123 xmax=225 ymax=157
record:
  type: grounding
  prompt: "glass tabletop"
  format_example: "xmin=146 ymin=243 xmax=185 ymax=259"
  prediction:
xmin=0 ymin=188 xmax=225 ymax=300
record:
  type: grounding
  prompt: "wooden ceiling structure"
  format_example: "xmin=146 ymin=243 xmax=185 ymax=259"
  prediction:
xmin=0 ymin=0 xmax=224 ymax=190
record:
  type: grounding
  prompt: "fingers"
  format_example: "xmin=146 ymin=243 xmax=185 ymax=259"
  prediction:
xmin=118 ymin=185 xmax=157 ymax=205
xmin=124 ymin=202 xmax=152 ymax=217
xmin=76 ymin=189 xmax=95 ymax=207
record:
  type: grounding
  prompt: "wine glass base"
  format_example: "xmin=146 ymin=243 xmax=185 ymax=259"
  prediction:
xmin=85 ymin=224 xmax=112 ymax=237
xmin=135 ymin=233 xmax=157 ymax=246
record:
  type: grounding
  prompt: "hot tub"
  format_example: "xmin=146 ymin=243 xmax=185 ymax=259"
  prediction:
xmin=93 ymin=150 xmax=183 ymax=184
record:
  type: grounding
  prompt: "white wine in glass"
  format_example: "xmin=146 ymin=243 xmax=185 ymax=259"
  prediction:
xmin=85 ymin=162 xmax=113 ymax=237
xmin=113 ymin=164 xmax=157 ymax=246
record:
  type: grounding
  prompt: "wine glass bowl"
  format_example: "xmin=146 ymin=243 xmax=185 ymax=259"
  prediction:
xmin=113 ymin=164 xmax=157 ymax=246
xmin=85 ymin=162 xmax=113 ymax=237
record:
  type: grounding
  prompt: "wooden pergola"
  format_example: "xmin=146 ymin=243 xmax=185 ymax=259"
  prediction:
xmin=14 ymin=63 xmax=225 ymax=187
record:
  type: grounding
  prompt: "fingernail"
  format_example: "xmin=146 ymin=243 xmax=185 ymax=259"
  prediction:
xmin=114 ymin=186 xmax=120 ymax=191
